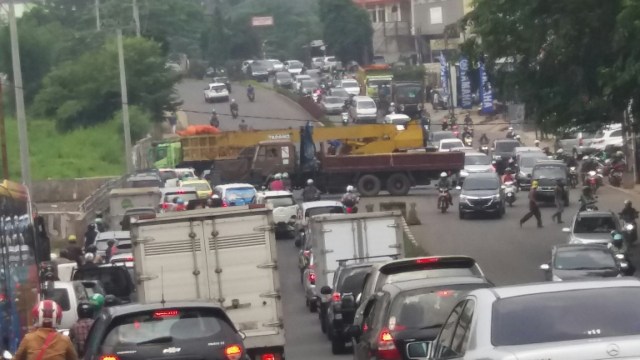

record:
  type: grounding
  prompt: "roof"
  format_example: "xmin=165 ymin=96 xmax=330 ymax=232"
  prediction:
xmin=106 ymin=301 xmax=227 ymax=317
xmin=96 ymin=231 xmax=131 ymax=240
xmin=213 ymin=183 xmax=256 ymax=190
xmin=477 ymin=278 xmax=640 ymax=300
xmin=440 ymin=138 xmax=464 ymax=143
xmin=514 ymin=146 xmax=542 ymax=152
xmin=575 ymin=210 xmax=616 ymax=218
xmin=465 ymin=172 xmax=499 ymax=179
xmin=180 ymin=179 xmax=210 ymax=185
xmin=110 ymin=187 xmax=161 ymax=195
xmin=208 ymin=82 xmax=226 ymax=87
xmin=385 ymin=114 xmax=411 ymax=120
xmin=465 ymin=152 xmax=489 ymax=157
xmin=258 ymin=190 xmax=293 ymax=197
xmin=553 ymin=243 xmax=611 ymax=251
xmin=301 ymin=200 xmax=343 ymax=210
xmin=354 ymin=96 xmax=375 ymax=101
xmin=494 ymin=139 xmax=520 ymax=143
xmin=384 ymin=276 xmax=489 ymax=293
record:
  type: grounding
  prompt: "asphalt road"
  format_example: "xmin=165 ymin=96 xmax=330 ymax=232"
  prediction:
xmin=176 ymin=79 xmax=313 ymax=131
xmin=177 ymin=80 xmax=640 ymax=360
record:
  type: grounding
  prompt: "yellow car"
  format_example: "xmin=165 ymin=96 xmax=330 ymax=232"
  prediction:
xmin=180 ymin=179 xmax=213 ymax=200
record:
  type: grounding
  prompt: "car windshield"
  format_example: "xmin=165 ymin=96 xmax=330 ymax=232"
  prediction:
xmin=100 ymin=308 xmax=234 ymax=352
xmin=305 ymin=206 xmax=345 ymax=218
xmin=495 ymin=141 xmax=520 ymax=153
xmin=164 ymin=192 xmax=198 ymax=203
xmin=395 ymin=85 xmax=422 ymax=102
xmin=533 ymin=165 xmax=566 ymax=179
xmin=465 ymin=155 xmax=491 ymax=166
xmin=184 ymin=182 xmax=211 ymax=192
xmin=441 ymin=140 xmax=463 ymax=150
xmin=463 ymin=177 xmax=499 ymax=191
xmin=289 ymin=62 xmax=303 ymax=69
xmin=48 ymin=289 xmax=71 ymax=311
xmin=324 ymin=97 xmax=343 ymax=104
xmin=520 ymin=155 xmax=546 ymax=168
xmin=388 ymin=284 xmax=489 ymax=331
xmin=213 ymin=77 xmax=228 ymax=83
xmin=491 ymin=288 xmax=640 ymax=346
xmin=554 ymin=248 xmax=616 ymax=270
xmin=301 ymin=80 xmax=318 ymax=88
xmin=431 ymin=132 xmax=456 ymax=142
xmin=573 ymin=215 xmax=617 ymax=234
xmin=341 ymin=80 xmax=358 ymax=87
xmin=276 ymin=73 xmax=291 ymax=79
xmin=335 ymin=267 xmax=370 ymax=298
xmin=209 ymin=85 xmax=226 ymax=91
xmin=265 ymin=195 xmax=295 ymax=208
xmin=368 ymin=79 xmax=390 ymax=87
xmin=358 ymin=101 xmax=376 ymax=109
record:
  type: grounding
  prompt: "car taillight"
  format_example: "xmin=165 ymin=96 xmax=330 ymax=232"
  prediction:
xmin=222 ymin=201 xmax=228 ymax=207
xmin=261 ymin=354 xmax=276 ymax=360
xmin=99 ymin=355 xmax=120 ymax=360
xmin=308 ymin=271 xmax=316 ymax=285
xmin=162 ymin=203 xmax=169 ymax=209
xmin=377 ymin=328 xmax=401 ymax=360
xmin=332 ymin=292 xmax=341 ymax=302
xmin=224 ymin=345 xmax=243 ymax=360
xmin=579 ymin=138 xmax=583 ymax=146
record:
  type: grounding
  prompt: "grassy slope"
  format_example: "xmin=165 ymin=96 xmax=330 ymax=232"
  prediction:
xmin=5 ymin=118 xmax=125 ymax=180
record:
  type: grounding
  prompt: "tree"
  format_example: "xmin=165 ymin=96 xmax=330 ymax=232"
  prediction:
xmin=319 ymin=0 xmax=372 ymax=64
xmin=34 ymin=36 xmax=179 ymax=131
xmin=462 ymin=0 xmax=622 ymax=130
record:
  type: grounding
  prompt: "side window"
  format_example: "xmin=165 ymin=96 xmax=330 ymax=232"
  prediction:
xmin=362 ymin=298 xmax=378 ymax=331
xmin=611 ymin=130 xmax=622 ymax=137
xmin=450 ymin=300 xmax=475 ymax=355
xmin=256 ymin=146 xmax=266 ymax=161
xmin=433 ymin=301 xmax=466 ymax=358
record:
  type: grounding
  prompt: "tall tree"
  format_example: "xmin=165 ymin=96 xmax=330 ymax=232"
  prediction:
xmin=319 ymin=0 xmax=372 ymax=64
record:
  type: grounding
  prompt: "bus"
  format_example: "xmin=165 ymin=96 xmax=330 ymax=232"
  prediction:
xmin=0 ymin=180 xmax=47 ymax=354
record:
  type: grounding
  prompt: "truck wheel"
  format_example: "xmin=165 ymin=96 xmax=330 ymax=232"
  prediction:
xmin=357 ymin=174 xmax=382 ymax=197
xmin=386 ymin=173 xmax=411 ymax=196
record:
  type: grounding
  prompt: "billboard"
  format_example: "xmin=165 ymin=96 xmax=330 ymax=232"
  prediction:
xmin=251 ymin=16 xmax=274 ymax=27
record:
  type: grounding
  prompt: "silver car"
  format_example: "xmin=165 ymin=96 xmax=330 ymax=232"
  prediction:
xmin=565 ymin=210 xmax=621 ymax=245
xmin=429 ymin=278 xmax=640 ymax=360
xmin=458 ymin=152 xmax=493 ymax=184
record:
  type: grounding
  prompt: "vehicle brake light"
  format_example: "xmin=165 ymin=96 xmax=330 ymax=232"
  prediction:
xmin=153 ymin=309 xmax=179 ymax=318
xmin=99 ymin=356 xmax=120 ymax=360
xmin=437 ymin=290 xmax=454 ymax=297
xmin=332 ymin=292 xmax=341 ymax=302
xmin=416 ymin=257 xmax=439 ymax=264
xmin=222 ymin=201 xmax=228 ymax=207
xmin=162 ymin=203 xmax=169 ymax=209
xmin=377 ymin=328 xmax=401 ymax=360
xmin=308 ymin=272 xmax=316 ymax=285
xmin=261 ymin=354 xmax=276 ymax=360
xmin=224 ymin=345 xmax=243 ymax=360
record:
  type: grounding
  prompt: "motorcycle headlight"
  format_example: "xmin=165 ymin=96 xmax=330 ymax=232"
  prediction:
xmin=399 ymin=104 xmax=405 ymax=111
xmin=626 ymin=223 xmax=634 ymax=231
xmin=552 ymin=275 xmax=563 ymax=282
xmin=493 ymin=155 xmax=501 ymax=160
xmin=459 ymin=170 xmax=469 ymax=177
xmin=570 ymin=167 xmax=576 ymax=171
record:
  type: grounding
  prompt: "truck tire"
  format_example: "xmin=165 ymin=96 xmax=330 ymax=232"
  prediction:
xmin=357 ymin=174 xmax=382 ymax=197
xmin=386 ymin=173 xmax=411 ymax=196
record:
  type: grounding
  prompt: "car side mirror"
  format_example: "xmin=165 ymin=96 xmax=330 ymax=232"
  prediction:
xmin=562 ymin=227 xmax=570 ymax=233
xmin=347 ymin=325 xmax=362 ymax=338
xmin=320 ymin=285 xmax=332 ymax=295
xmin=620 ymin=262 xmax=629 ymax=269
xmin=539 ymin=263 xmax=550 ymax=271
xmin=616 ymin=253 xmax=626 ymax=260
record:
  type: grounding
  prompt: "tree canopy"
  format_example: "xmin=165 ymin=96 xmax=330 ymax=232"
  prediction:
xmin=319 ymin=0 xmax=373 ymax=64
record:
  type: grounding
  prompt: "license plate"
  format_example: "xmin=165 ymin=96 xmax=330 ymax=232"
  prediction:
xmin=406 ymin=341 xmax=431 ymax=359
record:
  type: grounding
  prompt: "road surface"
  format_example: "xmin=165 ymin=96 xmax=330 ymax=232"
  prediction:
xmin=178 ymin=80 xmax=640 ymax=360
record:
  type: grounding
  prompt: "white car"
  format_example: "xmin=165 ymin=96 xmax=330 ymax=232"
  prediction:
xmin=459 ymin=152 xmax=494 ymax=184
xmin=204 ymin=82 xmax=229 ymax=103
xmin=285 ymin=60 xmax=304 ymax=75
xmin=591 ymin=123 xmax=623 ymax=150
xmin=383 ymin=113 xmax=411 ymax=126
xmin=294 ymin=74 xmax=311 ymax=91
xmin=267 ymin=59 xmax=284 ymax=72
xmin=295 ymin=200 xmax=346 ymax=246
xmin=311 ymin=57 xmax=324 ymax=69
xmin=322 ymin=56 xmax=338 ymax=71
xmin=349 ymin=95 xmax=378 ymax=124
xmin=241 ymin=60 xmax=254 ymax=73
xmin=255 ymin=190 xmax=299 ymax=238
xmin=339 ymin=79 xmax=361 ymax=96
xmin=439 ymin=138 xmax=465 ymax=152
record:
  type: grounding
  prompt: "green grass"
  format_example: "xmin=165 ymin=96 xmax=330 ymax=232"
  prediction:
xmin=5 ymin=117 xmax=125 ymax=180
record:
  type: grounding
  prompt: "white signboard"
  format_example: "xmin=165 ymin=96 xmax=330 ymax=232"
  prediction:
xmin=430 ymin=7 xmax=443 ymax=25
xmin=252 ymin=16 xmax=274 ymax=27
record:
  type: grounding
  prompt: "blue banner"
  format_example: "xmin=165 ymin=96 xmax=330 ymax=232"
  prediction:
xmin=479 ymin=61 xmax=494 ymax=113
xmin=459 ymin=56 xmax=472 ymax=109
xmin=440 ymin=52 xmax=449 ymax=97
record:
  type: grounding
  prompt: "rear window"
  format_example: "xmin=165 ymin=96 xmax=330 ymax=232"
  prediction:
xmin=431 ymin=132 xmax=456 ymax=143
xmin=225 ymin=187 xmax=256 ymax=202
xmin=335 ymin=267 xmax=370 ymax=297
xmin=465 ymin=155 xmax=491 ymax=166
xmin=389 ymin=284 xmax=489 ymax=331
xmin=441 ymin=140 xmax=463 ymax=150
xmin=100 ymin=308 xmax=235 ymax=352
xmin=491 ymin=287 xmax=640 ymax=346
xmin=73 ymin=267 xmax=131 ymax=298
xmin=520 ymin=155 xmax=546 ymax=168
xmin=574 ymin=215 xmax=617 ymax=234
xmin=48 ymin=289 xmax=71 ymax=311
xmin=305 ymin=206 xmax=345 ymax=218
xmin=164 ymin=192 xmax=198 ymax=203
xmin=463 ymin=177 xmax=499 ymax=191
xmin=128 ymin=180 xmax=162 ymax=188
xmin=532 ymin=165 xmax=566 ymax=179
xmin=341 ymin=80 xmax=358 ymax=87
xmin=494 ymin=141 xmax=519 ymax=153
xmin=358 ymin=101 xmax=376 ymax=109
xmin=264 ymin=195 xmax=295 ymax=208
xmin=209 ymin=85 xmax=226 ymax=91
xmin=276 ymin=73 xmax=291 ymax=79
xmin=554 ymin=248 xmax=616 ymax=270
xmin=185 ymin=182 xmax=211 ymax=192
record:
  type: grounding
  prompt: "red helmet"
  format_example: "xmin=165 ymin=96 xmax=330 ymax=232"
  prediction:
xmin=32 ymin=300 xmax=63 ymax=328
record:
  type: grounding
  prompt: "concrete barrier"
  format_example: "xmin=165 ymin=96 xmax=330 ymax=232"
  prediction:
xmin=31 ymin=177 xmax=117 ymax=203
xmin=40 ymin=211 xmax=84 ymax=244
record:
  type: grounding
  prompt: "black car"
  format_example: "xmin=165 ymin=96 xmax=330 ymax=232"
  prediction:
xmin=392 ymin=82 xmax=424 ymax=118
xmin=491 ymin=139 xmax=520 ymax=173
xmin=516 ymin=152 xmax=548 ymax=190
xmin=248 ymin=61 xmax=269 ymax=82
xmin=540 ymin=244 xmax=628 ymax=281
xmin=349 ymin=277 xmax=492 ymax=360
xmin=72 ymin=264 xmax=136 ymax=304
xmin=83 ymin=302 xmax=247 ymax=360
xmin=531 ymin=160 xmax=569 ymax=205
xmin=321 ymin=263 xmax=374 ymax=354
xmin=273 ymin=71 xmax=293 ymax=88
xmin=458 ymin=172 xmax=505 ymax=219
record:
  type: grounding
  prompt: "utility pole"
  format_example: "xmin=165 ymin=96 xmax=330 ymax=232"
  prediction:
xmin=8 ymin=0 xmax=31 ymax=189
xmin=117 ymin=29 xmax=134 ymax=173
xmin=95 ymin=0 xmax=101 ymax=31
xmin=132 ymin=0 xmax=141 ymax=37
xmin=0 ymin=81 xmax=9 ymax=180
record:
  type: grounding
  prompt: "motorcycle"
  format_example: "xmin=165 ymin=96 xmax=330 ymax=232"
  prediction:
xmin=463 ymin=135 xmax=473 ymax=147
xmin=622 ymin=219 xmax=638 ymax=244
xmin=609 ymin=169 xmax=623 ymax=187
xmin=569 ymin=167 xmax=579 ymax=189
xmin=438 ymin=188 xmax=450 ymax=213
xmin=210 ymin=116 xmax=219 ymax=128
xmin=586 ymin=170 xmax=600 ymax=194
xmin=479 ymin=145 xmax=489 ymax=155
xmin=341 ymin=112 xmax=349 ymax=126
xmin=247 ymin=91 xmax=255 ymax=102
xmin=504 ymin=181 xmax=517 ymax=207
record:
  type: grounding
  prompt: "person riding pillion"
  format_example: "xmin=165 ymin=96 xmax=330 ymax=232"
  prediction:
xmin=579 ymin=186 xmax=597 ymax=211
xmin=302 ymin=179 xmax=320 ymax=202
xmin=69 ymin=302 xmax=94 ymax=357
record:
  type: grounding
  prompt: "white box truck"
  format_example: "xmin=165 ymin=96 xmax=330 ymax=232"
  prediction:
xmin=308 ymin=211 xmax=405 ymax=316
xmin=130 ymin=205 xmax=285 ymax=360
xmin=108 ymin=187 xmax=162 ymax=229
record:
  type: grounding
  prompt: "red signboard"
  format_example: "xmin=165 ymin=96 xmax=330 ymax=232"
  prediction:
xmin=251 ymin=16 xmax=274 ymax=27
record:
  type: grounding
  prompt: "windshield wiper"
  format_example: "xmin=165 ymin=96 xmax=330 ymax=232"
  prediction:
xmin=418 ymin=324 xmax=444 ymax=330
xmin=136 ymin=336 xmax=173 ymax=345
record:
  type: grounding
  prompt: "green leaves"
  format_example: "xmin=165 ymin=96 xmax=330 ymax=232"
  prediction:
xmin=319 ymin=0 xmax=372 ymax=64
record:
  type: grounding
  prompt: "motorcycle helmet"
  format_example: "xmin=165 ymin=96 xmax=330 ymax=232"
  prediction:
xmin=612 ymin=231 xmax=624 ymax=245
xmin=505 ymin=167 xmax=512 ymax=174
xmin=231 ymin=99 xmax=236 ymax=103
xmin=282 ymin=172 xmax=289 ymax=179
xmin=508 ymin=127 xmax=513 ymax=131
xmin=176 ymin=198 xmax=185 ymax=205
xmin=307 ymin=179 xmax=314 ymax=185
xmin=212 ymin=194 xmax=220 ymax=199
xmin=90 ymin=293 xmax=105 ymax=312
xmin=211 ymin=108 xmax=216 ymax=114
xmin=440 ymin=172 xmax=447 ymax=178
xmin=534 ymin=139 xmax=540 ymax=145
xmin=582 ymin=155 xmax=589 ymax=161
xmin=515 ymin=135 xmax=521 ymax=140
xmin=556 ymin=148 xmax=564 ymax=154
xmin=274 ymin=173 xmax=282 ymax=180
xmin=77 ymin=301 xmax=95 ymax=320
xmin=531 ymin=180 xmax=539 ymax=188
xmin=68 ymin=235 xmax=77 ymax=243
xmin=625 ymin=200 xmax=632 ymax=206
xmin=588 ymin=170 xmax=596 ymax=176
xmin=32 ymin=300 xmax=63 ymax=328
xmin=346 ymin=185 xmax=354 ymax=193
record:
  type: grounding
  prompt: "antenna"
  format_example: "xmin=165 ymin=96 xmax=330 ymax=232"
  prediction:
xmin=160 ymin=266 xmax=166 ymax=307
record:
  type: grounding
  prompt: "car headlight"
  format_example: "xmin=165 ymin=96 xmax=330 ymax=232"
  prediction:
xmin=552 ymin=274 xmax=563 ymax=282
xmin=493 ymin=155 xmax=501 ymax=160
xmin=460 ymin=170 xmax=469 ymax=177
xmin=626 ymin=223 xmax=634 ymax=231
xmin=492 ymin=194 xmax=501 ymax=201
xmin=459 ymin=194 xmax=468 ymax=202
xmin=519 ymin=171 xmax=526 ymax=178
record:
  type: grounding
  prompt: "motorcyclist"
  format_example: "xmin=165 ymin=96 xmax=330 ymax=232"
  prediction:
xmin=554 ymin=148 xmax=567 ymax=162
xmin=64 ymin=235 xmax=83 ymax=266
xmin=436 ymin=172 xmax=453 ymax=206
xmin=81 ymin=253 xmax=97 ymax=269
xmin=302 ymin=179 xmax=321 ymax=202
xmin=461 ymin=126 xmax=473 ymax=142
xmin=579 ymin=186 xmax=597 ymax=211
xmin=515 ymin=134 xmax=522 ymax=144
xmin=69 ymin=302 xmax=94 ymax=357
xmin=506 ymin=127 xmax=515 ymax=139
xmin=441 ymin=117 xmax=449 ymax=131
xmin=389 ymin=102 xmax=397 ymax=114
xmin=608 ymin=231 xmax=628 ymax=257
xmin=230 ymin=99 xmax=239 ymax=117
xmin=282 ymin=172 xmax=292 ymax=191
xmin=210 ymin=108 xmax=219 ymax=127
xmin=341 ymin=185 xmax=359 ymax=208
xmin=247 ymin=84 xmax=255 ymax=98
xmin=239 ymin=119 xmax=248 ymax=132
xmin=209 ymin=194 xmax=223 ymax=208
xmin=269 ymin=173 xmax=284 ymax=191
xmin=464 ymin=112 xmax=473 ymax=126
xmin=581 ymin=155 xmax=599 ymax=183
xmin=89 ymin=294 xmax=105 ymax=318
xmin=83 ymin=223 xmax=98 ymax=252
xmin=479 ymin=133 xmax=489 ymax=145
xmin=611 ymin=150 xmax=626 ymax=171
xmin=94 ymin=212 xmax=107 ymax=232
xmin=620 ymin=200 xmax=639 ymax=222
xmin=534 ymin=139 xmax=540 ymax=148
xmin=502 ymin=168 xmax=515 ymax=183
xmin=105 ymin=239 xmax=117 ymax=262
xmin=15 ymin=300 xmax=78 ymax=360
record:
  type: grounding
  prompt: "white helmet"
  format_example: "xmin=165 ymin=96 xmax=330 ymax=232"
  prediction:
xmin=282 ymin=172 xmax=289 ymax=179
xmin=515 ymin=135 xmax=521 ymax=140
xmin=307 ymin=179 xmax=314 ymax=185
xmin=231 ymin=99 xmax=236 ymax=103
xmin=212 ymin=194 xmax=220 ymax=199
xmin=390 ymin=102 xmax=395 ymax=106
xmin=85 ymin=253 xmax=95 ymax=262
xmin=508 ymin=127 xmax=513 ymax=131
xmin=534 ymin=139 xmax=540 ymax=145
xmin=440 ymin=172 xmax=447 ymax=178
xmin=274 ymin=173 xmax=282 ymax=180
xmin=556 ymin=148 xmax=564 ymax=154
xmin=211 ymin=108 xmax=217 ymax=113
xmin=582 ymin=155 xmax=589 ymax=161
xmin=346 ymin=185 xmax=354 ymax=193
